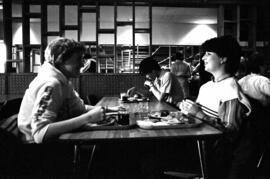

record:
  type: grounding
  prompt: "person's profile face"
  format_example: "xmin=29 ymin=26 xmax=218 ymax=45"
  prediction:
xmin=202 ymin=51 xmax=222 ymax=74
xmin=60 ymin=52 xmax=84 ymax=78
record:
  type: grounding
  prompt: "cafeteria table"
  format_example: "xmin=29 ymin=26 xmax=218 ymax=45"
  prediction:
xmin=59 ymin=97 xmax=223 ymax=179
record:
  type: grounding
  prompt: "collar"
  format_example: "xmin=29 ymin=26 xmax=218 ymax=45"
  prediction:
xmin=212 ymin=75 xmax=232 ymax=83
xmin=38 ymin=62 xmax=69 ymax=85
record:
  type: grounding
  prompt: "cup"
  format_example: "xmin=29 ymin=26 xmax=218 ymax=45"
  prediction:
xmin=120 ymin=93 xmax=128 ymax=101
xmin=118 ymin=109 xmax=130 ymax=125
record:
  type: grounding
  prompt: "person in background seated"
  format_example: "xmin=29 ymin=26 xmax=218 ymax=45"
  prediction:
xmin=238 ymin=52 xmax=270 ymax=106
xmin=80 ymin=53 xmax=97 ymax=73
xmin=179 ymin=36 xmax=253 ymax=179
xmin=18 ymin=38 xmax=117 ymax=144
xmin=171 ymin=51 xmax=191 ymax=98
xmin=238 ymin=52 xmax=270 ymax=174
xmin=127 ymin=56 xmax=184 ymax=106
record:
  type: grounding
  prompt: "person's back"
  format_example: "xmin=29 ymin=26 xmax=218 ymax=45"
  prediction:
xmin=238 ymin=52 xmax=270 ymax=106
xmin=171 ymin=52 xmax=191 ymax=98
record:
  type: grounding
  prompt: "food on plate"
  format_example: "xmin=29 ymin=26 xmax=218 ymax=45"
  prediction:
xmin=90 ymin=116 xmax=116 ymax=126
xmin=148 ymin=111 xmax=194 ymax=124
xmin=160 ymin=110 xmax=169 ymax=117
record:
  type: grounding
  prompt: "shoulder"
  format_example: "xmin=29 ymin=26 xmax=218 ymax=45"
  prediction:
xmin=220 ymin=78 xmax=239 ymax=100
xmin=162 ymin=71 xmax=172 ymax=79
xmin=33 ymin=78 xmax=64 ymax=97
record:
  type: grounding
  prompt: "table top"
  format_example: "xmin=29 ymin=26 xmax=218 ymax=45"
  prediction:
xmin=59 ymin=97 xmax=222 ymax=144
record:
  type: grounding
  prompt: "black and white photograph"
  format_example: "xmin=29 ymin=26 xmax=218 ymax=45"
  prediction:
xmin=0 ymin=0 xmax=270 ymax=178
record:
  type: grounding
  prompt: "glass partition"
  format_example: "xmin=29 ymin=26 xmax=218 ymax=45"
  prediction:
xmin=47 ymin=5 xmax=59 ymax=32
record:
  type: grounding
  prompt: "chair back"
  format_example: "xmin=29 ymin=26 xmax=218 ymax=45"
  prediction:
xmin=229 ymin=95 xmax=268 ymax=178
xmin=0 ymin=98 xmax=22 ymax=139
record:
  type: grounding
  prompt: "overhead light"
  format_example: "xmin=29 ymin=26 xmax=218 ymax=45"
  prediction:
xmin=0 ymin=5 xmax=3 ymax=10
xmin=128 ymin=18 xmax=133 ymax=21
xmin=193 ymin=19 xmax=216 ymax=25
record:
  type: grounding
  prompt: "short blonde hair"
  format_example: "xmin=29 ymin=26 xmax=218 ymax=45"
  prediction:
xmin=44 ymin=38 xmax=85 ymax=66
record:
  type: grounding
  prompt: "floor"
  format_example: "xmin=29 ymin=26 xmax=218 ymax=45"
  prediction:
xmin=1 ymin=141 xmax=270 ymax=179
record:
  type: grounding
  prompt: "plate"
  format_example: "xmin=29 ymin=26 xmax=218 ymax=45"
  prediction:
xmin=87 ymin=116 xmax=116 ymax=127
xmin=148 ymin=110 xmax=170 ymax=119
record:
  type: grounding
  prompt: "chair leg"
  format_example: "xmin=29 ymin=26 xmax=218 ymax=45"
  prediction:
xmin=257 ymin=150 xmax=265 ymax=168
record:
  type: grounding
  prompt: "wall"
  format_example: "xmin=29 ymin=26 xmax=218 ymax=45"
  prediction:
xmin=0 ymin=73 xmax=145 ymax=104
xmin=12 ymin=21 xmax=217 ymax=46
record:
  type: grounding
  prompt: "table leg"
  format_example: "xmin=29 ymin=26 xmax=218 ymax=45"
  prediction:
xmin=85 ymin=145 xmax=96 ymax=179
xmin=73 ymin=144 xmax=80 ymax=178
xmin=197 ymin=140 xmax=208 ymax=179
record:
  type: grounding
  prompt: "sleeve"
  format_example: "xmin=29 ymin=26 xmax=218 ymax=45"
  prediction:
xmin=68 ymin=88 xmax=87 ymax=116
xmin=31 ymin=81 xmax=64 ymax=143
xmin=257 ymin=77 xmax=270 ymax=97
xmin=218 ymin=99 xmax=247 ymax=142
xmin=170 ymin=63 xmax=177 ymax=74
xmin=159 ymin=72 xmax=172 ymax=94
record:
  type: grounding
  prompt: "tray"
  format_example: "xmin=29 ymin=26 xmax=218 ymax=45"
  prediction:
xmin=136 ymin=112 xmax=202 ymax=130
xmin=83 ymin=123 xmax=136 ymax=130
xmin=119 ymin=97 xmax=150 ymax=103
xmin=83 ymin=115 xmax=136 ymax=130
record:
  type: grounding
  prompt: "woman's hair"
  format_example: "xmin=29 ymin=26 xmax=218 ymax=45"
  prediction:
xmin=201 ymin=35 xmax=241 ymax=75
xmin=44 ymin=38 xmax=85 ymax=67
xmin=139 ymin=56 xmax=161 ymax=74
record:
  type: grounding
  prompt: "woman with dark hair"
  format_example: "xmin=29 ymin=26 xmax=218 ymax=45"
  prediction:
xmin=179 ymin=36 xmax=253 ymax=179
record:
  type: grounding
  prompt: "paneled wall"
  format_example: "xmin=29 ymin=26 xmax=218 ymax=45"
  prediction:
xmin=0 ymin=73 xmax=145 ymax=103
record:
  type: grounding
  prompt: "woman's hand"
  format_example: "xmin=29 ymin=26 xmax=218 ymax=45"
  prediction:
xmin=179 ymin=99 xmax=201 ymax=115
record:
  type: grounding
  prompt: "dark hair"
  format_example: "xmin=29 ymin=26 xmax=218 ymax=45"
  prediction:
xmin=201 ymin=35 xmax=241 ymax=75
xmin=246 ymin=52 xmax=266 ymax=74
xmin=45 ymin=38 xmax=85 ymax=67
xmin=175 ymin=51 xmax=184 ymax=61
xmin=139 ymin=56 xmax=161 ymax=74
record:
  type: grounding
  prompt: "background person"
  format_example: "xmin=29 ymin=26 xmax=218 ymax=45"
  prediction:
xmin=238 ymin=52 xmax=270 ymax=106
xmin=171 ymin=51 xmax=191 ymax=98
xmin=127 ymin=56 xmax=184 ymax=106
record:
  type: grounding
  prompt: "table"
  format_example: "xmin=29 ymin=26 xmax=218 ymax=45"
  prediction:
xmin=59 ymin=97 xmax=223 ymax=179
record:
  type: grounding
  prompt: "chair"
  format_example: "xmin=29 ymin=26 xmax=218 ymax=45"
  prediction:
xmin=227 ymin=96 xmax=268 ymax=179
xmin=0 ymin=98 xmax=76 ymax=179
xmin=0 ymin=98 xmax=25 ymax=178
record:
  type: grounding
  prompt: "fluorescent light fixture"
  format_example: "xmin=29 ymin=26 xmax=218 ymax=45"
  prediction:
xmin=193 ymin=19 xmax=217 ymax=25
xmin=179 ymin=24 xmax=217 ymax=45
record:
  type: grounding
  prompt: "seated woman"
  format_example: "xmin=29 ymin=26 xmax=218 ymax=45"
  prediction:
xmin=179 ymin=36 xmax=253 ymax=179
xmin=18 ymin=38 xmax=117 ymax=144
